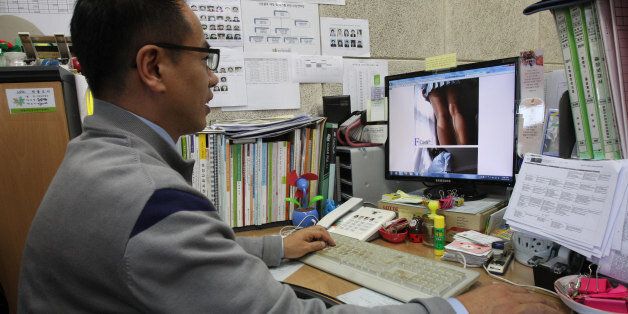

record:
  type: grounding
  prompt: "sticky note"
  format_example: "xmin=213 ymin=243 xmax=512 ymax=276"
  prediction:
xmin=425 ymin=53 xmax=457 ymax=71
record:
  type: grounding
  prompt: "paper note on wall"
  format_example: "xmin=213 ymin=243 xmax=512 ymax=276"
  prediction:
xmin=320 ymin=17 xmax=370 ymax=57
xmin=241 ymin=0 xmax=320 ymax=55
xmin=292 ymin=54 xmax=343 ymax=83
xmin=517 ymin=49 xmax=546 ymax=157
xmin=222 ymin=52 xmax=299 ymax=111
xmin=342 ymin=59 xmax=388 ymax=112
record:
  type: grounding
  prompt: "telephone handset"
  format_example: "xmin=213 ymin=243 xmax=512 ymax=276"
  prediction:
xmin=317 ymin=197 xmax=396 ymax=241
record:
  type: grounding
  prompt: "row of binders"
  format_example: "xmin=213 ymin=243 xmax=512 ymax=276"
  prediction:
xmin=177 ymin=117 xmax=339 ymax=228
xmin=551 ymin=0 xmax=627 ymax=159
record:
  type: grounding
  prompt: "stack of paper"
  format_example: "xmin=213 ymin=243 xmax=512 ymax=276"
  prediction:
xmin=505 ymin=154 xmax=628 ymax=282
xmin=442 ymin=231 xmax=502 ymax=266
xmin=208 ymin=115 xmax=324 ymax=139
xmin=381 ymin=190 xmax=425 ymax=204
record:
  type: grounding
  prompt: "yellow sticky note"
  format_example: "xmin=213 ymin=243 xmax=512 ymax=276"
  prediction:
xmin=425 ymin=53 xmax=457 ymax=71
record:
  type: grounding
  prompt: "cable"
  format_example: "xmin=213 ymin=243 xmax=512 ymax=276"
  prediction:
xmin=278 ymin=214 xmax=319 ymax=238
xmin=456 ymin=251 xmax=468 ymax=269
xmin=482 ymin=264 xmax=558 ymax=297
xmin=363 ymin=201 xmax=378 ymax=208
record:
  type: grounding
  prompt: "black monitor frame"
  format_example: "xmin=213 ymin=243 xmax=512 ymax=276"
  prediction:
xmin=384 ymin=57 xmax=520 ymax=198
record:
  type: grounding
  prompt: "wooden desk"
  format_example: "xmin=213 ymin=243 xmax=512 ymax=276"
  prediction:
xmin=236 ymin=226 xmax=542 ymax=299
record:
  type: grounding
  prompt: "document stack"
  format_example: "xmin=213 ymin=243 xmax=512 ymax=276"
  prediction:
xmin=209 ymin=114 xmax=323 ymax=140
xmin=505 ymin=154 xmax=628 ymax=282
xmin=442 ymin=231 xmax=502 ymax=267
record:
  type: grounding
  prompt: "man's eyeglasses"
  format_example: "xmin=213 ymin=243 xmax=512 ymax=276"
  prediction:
xmin=153 ymin=43 xmax=220 ymax=71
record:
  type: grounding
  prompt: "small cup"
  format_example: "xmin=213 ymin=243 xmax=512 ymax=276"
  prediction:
xmin=4 ymin=52 xmax=27 ymax=66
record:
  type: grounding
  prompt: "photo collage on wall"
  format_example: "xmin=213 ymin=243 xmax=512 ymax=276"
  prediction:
xmin=213 ymin=65 xmax=243 ymax=93
xmin=328 ymin=27 xmax=364 ymax=49
xmin=190 ymin=2 xmax=243 ymax=47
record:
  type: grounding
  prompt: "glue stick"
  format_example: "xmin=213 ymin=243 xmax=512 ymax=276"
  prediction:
xmin=433 ymin=215 xmax=445 ymax=257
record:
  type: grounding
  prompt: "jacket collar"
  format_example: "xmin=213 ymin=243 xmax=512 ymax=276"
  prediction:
xmin=83 ymin=99 xmax=195 ymax=183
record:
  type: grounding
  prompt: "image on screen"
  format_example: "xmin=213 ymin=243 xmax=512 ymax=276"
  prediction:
xmin=386 ymin=59 xmax=517 ymax=185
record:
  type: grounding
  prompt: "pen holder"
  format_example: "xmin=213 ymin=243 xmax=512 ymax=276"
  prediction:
xmin=292 ymin=207 xmax=319 ymax=227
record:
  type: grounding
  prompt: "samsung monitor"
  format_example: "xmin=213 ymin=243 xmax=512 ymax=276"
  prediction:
xmin=385 ymin=58 xmax=519 ymax=200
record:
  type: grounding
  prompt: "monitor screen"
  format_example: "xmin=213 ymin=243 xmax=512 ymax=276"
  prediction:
xmin=385 ymin=58 xmax=518 ymax=189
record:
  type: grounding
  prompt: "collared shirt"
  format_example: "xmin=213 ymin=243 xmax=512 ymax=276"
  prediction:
xmin=447 ymin=298 xmax=469 ymax=314
xmin=129 ymin=112 xmax=177 ymax=148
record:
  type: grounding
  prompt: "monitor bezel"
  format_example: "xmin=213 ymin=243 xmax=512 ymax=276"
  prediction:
xmin=384 ymin=57 xmax=520 ymax=187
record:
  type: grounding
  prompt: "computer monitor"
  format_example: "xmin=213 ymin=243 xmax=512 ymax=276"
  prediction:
xmin=385 ymin=58 xmax=519 ymax=200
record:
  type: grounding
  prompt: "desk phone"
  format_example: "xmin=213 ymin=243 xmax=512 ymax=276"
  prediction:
xmin=317 ymin=197 xmax=395 ymax=241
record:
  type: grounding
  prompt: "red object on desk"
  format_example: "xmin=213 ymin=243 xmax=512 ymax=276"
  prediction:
xmin=578 ymin=278 xmax=610 ymax=294
xmin=581 ymin=297 xmax=628 ymax=313
xmin=379 ymin=228 xmax=408 ymax=243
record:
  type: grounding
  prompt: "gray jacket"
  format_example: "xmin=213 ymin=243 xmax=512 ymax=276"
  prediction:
xmin=19 ymin=99 xmax=454 ymax=313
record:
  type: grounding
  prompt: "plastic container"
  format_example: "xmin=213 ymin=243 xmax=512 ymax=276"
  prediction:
xmin=291 ymin=207 xmax=319 ymax=227
xmin=407 ymin=217 xmax=424 ymax=243
xmin=422 ymin=202 xmax=439 ymax=247
xmin=4 ymin=52 xmax=26 ymax=66
xmin=512 ymin=231 xmax=554 ymax=266
xmin=378 ymin=228 xmax=408 ymax=243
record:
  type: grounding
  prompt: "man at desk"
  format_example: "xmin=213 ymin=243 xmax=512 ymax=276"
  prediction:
xmin=18 ymin=1 xmax=561 ymax=313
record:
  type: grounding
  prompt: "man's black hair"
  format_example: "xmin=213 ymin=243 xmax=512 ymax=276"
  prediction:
xmin=71 ymin=0 xmax=192 ymax=97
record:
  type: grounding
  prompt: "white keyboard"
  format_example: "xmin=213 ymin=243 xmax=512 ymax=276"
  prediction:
xmin=301 ymin=234 xmax=479 ymax=302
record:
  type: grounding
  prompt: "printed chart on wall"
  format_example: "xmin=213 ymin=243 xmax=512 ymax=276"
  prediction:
xmin=343 ymin=59 xmax=388 ymax=114
xmin=188 ymin=0 xmax=243 ymax=47
xmin=241 ymin=0 xmax=320 ymax=54
xmin=320 ymin=17 xmax=370 ymax=57
xmin=209 ymin=47 xmax=247 ymax=108
xmin=0 ymin=0 xmax=75 ymax=34
xmin=223 ymin=52 xmax=299 ymax=111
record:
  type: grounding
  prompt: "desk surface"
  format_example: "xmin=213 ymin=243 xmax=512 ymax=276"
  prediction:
xmin=236 ymin=226 xmax=554 ymax=301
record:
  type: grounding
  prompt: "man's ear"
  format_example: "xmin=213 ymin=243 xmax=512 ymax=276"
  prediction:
xmin=135 ymin=45 xmax=167 ymax=93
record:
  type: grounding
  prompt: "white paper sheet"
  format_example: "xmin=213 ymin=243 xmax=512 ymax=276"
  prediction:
xmin=599 ymin=187 xmax=628 ymax=281
xmin=336 ymin=288 xmax=402 ymax=307
xmin=367 ymin=98 xmax=386 ymax=122
xmin=223 ymin=52 xmax=300 ymax=111
xmin=269 ymin=261 xmax=304 ymax=281
xmin=517 ymin=49 xmax=546 ymax=157
xmin=209 ymin=47 xmax=247 ymax=108
xmin=292 ymin=54 xmax=343 ymax=83
xmin=320 ymin=17 xmax=370 ymax=57
xmin=342 ymin=59 xmax=388 ymax=112
xmin=544 ymin=70 xmax=567 ymax=110
xmin=505 ymin=154 xmax=624 ymax=258
xmin=189 ymin=0 xmax=244 ymax=47
xmin=241 ymin=0 xmax=320 ymax=54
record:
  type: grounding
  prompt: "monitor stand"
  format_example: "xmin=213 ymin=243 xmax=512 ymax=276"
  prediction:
xmin=423 ymin=183 xmax=487 ymax=201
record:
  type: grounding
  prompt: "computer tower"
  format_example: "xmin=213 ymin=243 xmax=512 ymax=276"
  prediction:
xmin=336 ymin=146 xmax=418 ymax=204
